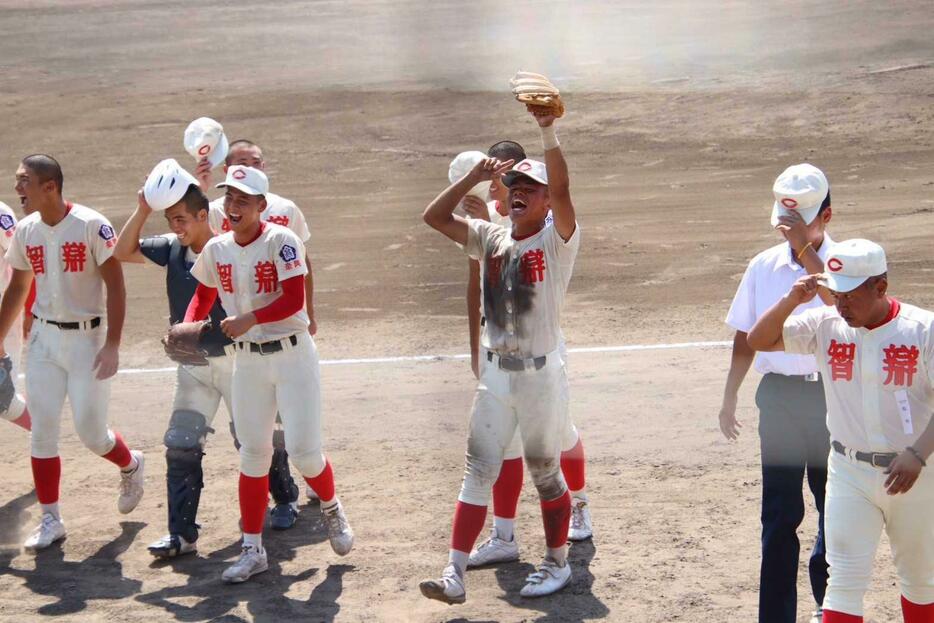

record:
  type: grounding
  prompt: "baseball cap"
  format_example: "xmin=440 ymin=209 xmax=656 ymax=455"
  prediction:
xmin=448 ymin=150 xmax=492 ymax=198
xmin=216 ymin=165 xmax=268 ymax=196
xmin=143 ymin=158 xmax=200 ymax=211
xmin=770 ymin=163 xmax=829 ymax=227
xmin=819 ymin=239 xmax=887 ymax=293
xmin=184 ymin=117 xmax=229 ymax=169
xmin=502 ymin=159 xmax=548 ymax=187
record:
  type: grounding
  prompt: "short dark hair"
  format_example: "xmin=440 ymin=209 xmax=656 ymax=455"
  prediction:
xmin=488 ymin=140 xmax=526 ymax=164
xmin=818 ymin=188 xmax=831 ymax=215
xmin=225 ymin=139 xmax=262 ymax=164
xmin=21 ymin=154 xmax=64 ymax=193
xmin=180 ymin=184 xmax=209 ymax=216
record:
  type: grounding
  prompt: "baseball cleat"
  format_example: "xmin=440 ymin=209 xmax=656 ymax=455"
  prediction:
xmin=467 ymin=529 xmax=520 ymax=567
xmin=269 ymin=502 xmax=299 ymax=530
xmin=305 ymin=484 xmax=320 ymax=504
xmin=148 ymin=534 xmax=197 ymax=559
xmin=222 ymin=544 xmax=268 ymax=583
xmin=568 ymin=496 xmax=593 ymax=541
xmin=23 ymin=513 xmax=66 ymax=552
xmin=322 ymin=501 xmax=354 ymax=556
xmin=117 ymin=451 xmax=145 ymax=514
xmin=419 ymin=563 xmax=466 ymax=605
xmin=519 ymin=557 xmax=572 ymax=597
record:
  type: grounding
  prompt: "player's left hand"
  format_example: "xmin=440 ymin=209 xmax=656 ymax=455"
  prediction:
xmin=308 ymin=316 xmax=318 ymax=336
xmin=220 ymin=314 xmax=257 ymax=339
xmin=775 ymin=211 xmax=810 ymax=254
xmin=94 ymin=342 xmax=120 ymax=380
xmin=884 ymin=450 xmax=924 ymax=495
xmin=195 ymin=158 xmax=213 ymax=193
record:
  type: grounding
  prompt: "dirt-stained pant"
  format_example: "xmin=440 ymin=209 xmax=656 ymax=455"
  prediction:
xmin=230 ymin=332 xmax=326 ymax=479
xmin=823 ymin=449 xmax=934 ymax=616
xmin=173 ymin=355 xmax=233 ymax=426
xmin=26 ymin=321 xmax=115 ymax=458
xmin=458 ymin=349 xmax=569 ymax=506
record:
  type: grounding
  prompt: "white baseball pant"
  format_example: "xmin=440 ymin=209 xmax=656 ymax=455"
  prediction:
xmin=172 ymin=354 xmax=233 ymax=427
xmin=0 ymin=312 xmax=26 ymax=423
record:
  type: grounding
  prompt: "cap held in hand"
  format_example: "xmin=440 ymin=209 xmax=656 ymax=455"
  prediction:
xmin=184 ymin=117 xmax=229 ymax=169
xmin=771 ymin=163 xmax=829 ymax=227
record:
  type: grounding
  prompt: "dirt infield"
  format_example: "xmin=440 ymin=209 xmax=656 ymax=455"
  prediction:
xmin=1 ymin=1 xmax=934 ymax=621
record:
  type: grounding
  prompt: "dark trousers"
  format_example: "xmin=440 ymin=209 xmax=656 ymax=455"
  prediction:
xmin=755 ymin=373 xmax=830 ymax=623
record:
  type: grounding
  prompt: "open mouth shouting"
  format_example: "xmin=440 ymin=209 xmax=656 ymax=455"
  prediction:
xmin=510 ymin=197 xmax=529 ymax=217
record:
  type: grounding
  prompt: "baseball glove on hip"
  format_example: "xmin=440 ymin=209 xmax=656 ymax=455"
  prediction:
xmin=510 ymin=71 xmax=565 ymax=118
xmin=163 ymin=321 xmax=212 ymax=366
xmin=0 ymin=356 xmax=15 ymax=414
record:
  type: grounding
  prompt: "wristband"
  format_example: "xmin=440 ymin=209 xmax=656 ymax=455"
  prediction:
xmin=540 ymin=125 xmax=560 ymax=151
xmin=906 ymin=446 xmax=927 ymax=467
xmin=796 ymin=242 xmax=813 ymax=261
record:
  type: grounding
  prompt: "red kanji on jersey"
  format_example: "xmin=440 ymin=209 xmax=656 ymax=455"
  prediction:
xmin=827 ymin=339 xmax=857 ymax=382
xmin=882 ymin=344 xmax=919 ymax=387
xmin=267 ymin=215 xmax=290 ymax=227
xmin=217 ymin=263 xmax=234 ymax=293
xmin=26 ymin=245 xmax=45 ymax=274
xmin=221 ymin=218 xmax=231 ymax=232
xmin=519 ymin=249 xmax=546 ymax=285
xmin=254 ymin=261 xmax=278 ymax=294
xmin=62 ymin=241 xmax=87 ymax=272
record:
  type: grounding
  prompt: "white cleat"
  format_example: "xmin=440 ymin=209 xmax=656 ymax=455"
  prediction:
xmin=117 ymin=451 xmax=145 ymax=514
xmin=568 ymin=496 xmax=593 ymax=541
xmin=519 ymin=557 xmax=572 ymax=597
xmin=467 ymin=530 xmax=520 ymax=567
xmin=23 ymin=513 xmax=66 ymax=552
xmin=148 ymin=534 xmax=197 ymax=559
xmin=323 ymin=502 xmax=354 ymax=556
xmin=419 ymin=563 xmax=466 ymax=605
xmin=222 ymin=545 xmax=269 ymax=583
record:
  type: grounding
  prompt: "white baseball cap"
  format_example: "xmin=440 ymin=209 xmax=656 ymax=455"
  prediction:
xmin=216 ymin=165 xmax=268 ymax=196
xmin=820 ymin=239 xmax=887 ymax=293
xmin=143 ymin=158 xmax=200 ymax=211
xmin=448 ymin=150 xmax=492 ymax=198
xmin=771 ymin=163 xmax=829 ymax=227
xmin=502 ymin=158 xmax=548 ymax=187
xmin=184 ymin=117 xmax=229 ymax=169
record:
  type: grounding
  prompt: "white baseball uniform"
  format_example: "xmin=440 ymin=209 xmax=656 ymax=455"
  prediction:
xmin=190 ymin=223 xmax=325 ymax=479
xmin=783 ymin=300 xmax=934 ymax=615
xmin=5 ymin=203 xmax=119 ymax=458
xmin=0 ymin=201 xmax=27 ymax=423
xmin=458 ymin=218 xmax=581 ymax=506
xmin=209 ymin=193 xmax=310 ymax=242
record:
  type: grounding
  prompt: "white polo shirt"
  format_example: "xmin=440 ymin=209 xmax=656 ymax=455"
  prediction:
xmin=783 ymin=301 xmax=934 ymax=453
xmin=726 ymin=235 xmax=835 ymax=376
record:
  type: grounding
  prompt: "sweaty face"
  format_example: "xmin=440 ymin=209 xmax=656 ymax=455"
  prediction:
xmin=830 ymin=277 xmax=887 ymax=327
xmin=14 ymin=164 xmax=50 ymax=213
xmin=507 ymin=179 xmax=549 ymax=227
xmin=225 ymin=145 xmax=264 ymax=171
xmin=223 ymin=187 xmax=266 ymax=234
xmin=163 ymin=203 xmax=207 ymax=246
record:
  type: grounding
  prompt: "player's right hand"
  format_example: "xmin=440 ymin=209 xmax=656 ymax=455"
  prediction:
xmin=469 ymin=158 xmax=515 ymax=184
xmin=787 ymin=274 xmax=823 ymax=305
xmin=137 ymin=189 xmax=153 ymax=214
xmin=471 ymin=349 xmax=480 ymax=379
xmin=718 ymin=397 xmax=742 ymax=440
xmin=462 ymin=196 xmax=489 ymax=221
xmin=195 ymin=157 xmax=213 ymax=192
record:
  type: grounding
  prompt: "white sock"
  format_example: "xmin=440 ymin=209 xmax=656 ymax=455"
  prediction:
xmin=448 ymin=549 xmax=468 ymax=577
xmin=493 ymin=516 xmax=515 ymax=542
xmin=571 ymin=489 xmax=588 ymax=501
xmin=243 ymin=532 xmax=263 ymax=552
xmin=121 ymin=455 xmax=139 ymax=473
xmin=41 ymin=503 xmax=61 ymax=520
xmin=547 ymin=545 xmax=568 ymax=566
xmin=320 ymin=496 xmax=339 ymax=511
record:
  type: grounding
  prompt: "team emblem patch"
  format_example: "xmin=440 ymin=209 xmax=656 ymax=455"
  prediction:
xmin=99 ymin=224 xmax=115 ymax=240
xmin=0 ymin=215 xmax=14 ymax=231
xmin=827 ymin=257 xmax=843 ymax=272
xmin=780 ymin=198 xmax=798 ymax=209
xmin=279 ymin=244 xmax=297 ymax=263
xmin=233 ymin=169 xmax=247 ymax=180
xmin=518 ymin=161 xmax=533 ymax=172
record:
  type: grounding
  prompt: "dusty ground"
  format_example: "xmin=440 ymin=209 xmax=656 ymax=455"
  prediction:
xmin=1 ymin=1 xmax=933 ymax=621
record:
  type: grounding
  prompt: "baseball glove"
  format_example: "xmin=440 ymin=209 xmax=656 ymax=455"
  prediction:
xmin=162 ymin=321 xmax=211 ymax=366
xmin=510 ymin=71 xmax=565 ymax=118
xmin=0 ymin=356 xmax=15 ymax=414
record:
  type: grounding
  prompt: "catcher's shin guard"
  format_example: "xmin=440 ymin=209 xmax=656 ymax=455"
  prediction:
xmin=269 ymin=429 xmax=299 ymax=505
xmin=164 ymin=410 xmax=212 ymax=543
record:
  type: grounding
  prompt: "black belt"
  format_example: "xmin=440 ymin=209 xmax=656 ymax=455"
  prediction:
xmin=236 ymin=334 xmax=298 ymax=355
xmin=832 ymin=440 xmax=897 ymax=468
xmin=487 ymin=351 xmax=547 ymax=372
xmin=33 ymin=314 xmax=101 ymax=331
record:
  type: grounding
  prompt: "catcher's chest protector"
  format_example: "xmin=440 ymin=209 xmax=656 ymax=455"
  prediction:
xmin=167 ymin=238 xmax=231 ymax=354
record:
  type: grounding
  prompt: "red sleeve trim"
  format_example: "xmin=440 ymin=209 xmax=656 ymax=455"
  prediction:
xmin=184 ymin=283 xmax=218 ymax=322
xmin=252 ymin=275 xmax=305 ymax=324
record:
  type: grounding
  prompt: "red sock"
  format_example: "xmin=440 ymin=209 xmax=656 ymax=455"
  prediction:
xmin=304 ymin=460 xmax=335 ymax=503
xmin=31 ymin=456 xmax=61 ymax=504
xmin=823 ymin=610 xmax=863 ymax=623
xmin=239 ymin=473 xmax=269 ymax=534
xmin=450 ymin=501 xmax=487 ymax=553
xmin=492 ymin=457 xmax=523 ymax=519
xmin=101 ymin=431 xmax=133 ymax=468
xmin=560 ymin=438 xmax=586 ymax=492
xmin=11 ymin=407 xmax=31 ymax=431
xmin=541 ymin=490 xmax=572 ymax=548
xmin=902 ymin=596 xmax=934 ymax=623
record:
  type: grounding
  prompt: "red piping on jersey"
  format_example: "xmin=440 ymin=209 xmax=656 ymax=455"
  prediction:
xmin=235 ymin=221 xmax=266 ymax=247
xmin=184 ymin=283 xmax=218 ymax=322
xmin=252 ymin=275 xmax=305 ymax=324
xmin=866 ymin=297 xmax=900 ymax=331
xmin=24 ymin=280 xmax=36 ymax=316
xmin=512 ymin=224 xmax=543 ymax=241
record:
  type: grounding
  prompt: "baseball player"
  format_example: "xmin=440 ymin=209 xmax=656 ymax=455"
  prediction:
xmin=721 ymin=163 xmax=835 ymax=623
xmin=185 ymin=165 xmax=353 ymax=583
xmin=462 ymin=141 xmax=593 ymax=569
xmin=420 ymin=106 xmax=579 ymax=603
xmin=0 ymin=200 xmax=32 ymax=432
xmin=747 ymin=238 xmax=934 ymax=623
xmin=0 ymin=154 xmax=144 ymax=552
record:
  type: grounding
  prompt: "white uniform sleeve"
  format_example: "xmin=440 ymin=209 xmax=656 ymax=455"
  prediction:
xmin=286 ymin=202 xmax=310 ymax=243
xmin=545 ymin=221 xmax=581 ymax=267
xmin=782 ymin=307 xmax=827 ymax=355
xmin=190 ymin=241 xmax=217 ymax=287
xmin=208 ymin=203 xmax=226 ymax=234
xmin=0 ymin=206 xmax=17 ymax=252
xmin=725 ymin=261 xmax=757 ymax=332
xmin=272 ymin=231 xmax=308 ymax=281
xmin=5 ymin=227 xmax=29 ymax=271
xmin=89 ymin=216 xmax=117 ymax=265
xmin=465 ymin=219 xmax=493 ymax=259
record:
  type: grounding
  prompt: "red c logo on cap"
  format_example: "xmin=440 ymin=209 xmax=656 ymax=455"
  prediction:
xmin=781 ymin=198 xmax=798 ymax=209
xmin=198 ymin=144 xmax=211 ymax=156
xmin=827 ymin=258 xmax=843 ymax=272
xmin=232 ymin=169 xmax=247 ymax=180
xmin=518 ymin=162 xmax=532 ymax=171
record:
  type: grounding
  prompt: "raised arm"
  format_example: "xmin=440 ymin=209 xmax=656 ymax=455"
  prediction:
xmin=113 ymin=190 xmax=153 ymax=264
xmin=747 ymin=274 xmax=822 ymax=352
xmin=423 ymin=158 xmax=513 ymax=245
xmin=529 ymin=110 xmax=575 ymax=241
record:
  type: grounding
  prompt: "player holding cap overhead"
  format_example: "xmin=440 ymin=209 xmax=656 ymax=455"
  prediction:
xmin=420 ymin=96 xmax=580 ymax=603
xmin=0 ymin=155 xmax=144 ymax=552
xmin=748 ymin=239 xmax=934 ymax=623
xmin=721 ymin=163 xmax=835 ymax=623
xmin=0 ymin=199 xmax=32 ymax=433
xmin=186 ymin=165 xmax=353 ymax=583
